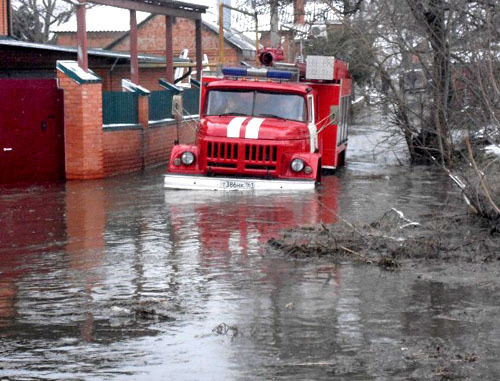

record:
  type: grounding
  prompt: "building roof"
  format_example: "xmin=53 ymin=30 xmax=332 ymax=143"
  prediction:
xmin=203 ymin=18 xmax=257 ymax=52
xmin=0 ymin=37 xmax=189 ymax=64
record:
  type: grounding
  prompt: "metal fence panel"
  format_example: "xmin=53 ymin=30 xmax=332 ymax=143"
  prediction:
xmin=149 ymin=89 xmax=200 ymax=121
xmin=149 ymin=90 xmax=173 ymax=121
xmin=102 ymin=92 xmax=139 ymax=125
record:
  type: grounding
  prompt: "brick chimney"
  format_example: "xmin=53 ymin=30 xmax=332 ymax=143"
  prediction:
xmin=294 ymin=0 xmax=305 ymax=25
xmin=0 ymin=0 xmax=10 ymax=37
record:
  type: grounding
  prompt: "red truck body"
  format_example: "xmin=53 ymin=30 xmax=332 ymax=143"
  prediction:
xmin=165 ymin=56 xmax=352 ymax=191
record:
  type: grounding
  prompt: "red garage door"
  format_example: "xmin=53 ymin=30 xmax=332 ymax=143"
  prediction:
xmin=0 ymin=79 xmax=65 ymax=184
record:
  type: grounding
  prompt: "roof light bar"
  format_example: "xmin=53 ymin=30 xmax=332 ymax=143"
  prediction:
xmin=222 ymin=67 xmax=247 ymax=77
xmin=222 ymin=67 xmax=292 ymax=80
xmin=266 ymin=70 xmax=293 ymax=80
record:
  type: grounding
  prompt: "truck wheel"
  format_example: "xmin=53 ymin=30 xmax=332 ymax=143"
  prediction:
xmin=321 ymin=167 xmax=336 ymax=176
xmin=337 ymin=150 xmax=346 ymax=167
xmin=316 ymin=161 xmax=322 ymax=183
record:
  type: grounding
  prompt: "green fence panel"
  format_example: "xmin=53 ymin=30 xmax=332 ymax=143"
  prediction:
xmin=183 ymin=88 xmax=200 ymax=116
xmin=149 ymin=89 xmax=199 ymax=122
xmin=102 ymin=91 xmax=139 ymax=125
xmin=149 ymin=90 xmax=173 ymax=121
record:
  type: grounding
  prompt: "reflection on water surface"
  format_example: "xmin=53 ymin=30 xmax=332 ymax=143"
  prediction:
xmin=1 ymin=123 xmax=499 ymax=380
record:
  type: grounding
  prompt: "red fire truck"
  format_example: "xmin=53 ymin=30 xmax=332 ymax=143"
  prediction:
xmin=164 ymin=52 xmax=352 ymax=190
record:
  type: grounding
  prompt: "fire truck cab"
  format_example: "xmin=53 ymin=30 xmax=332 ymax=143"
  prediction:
xmin=165 ymin=55 xmax=351 ymax=191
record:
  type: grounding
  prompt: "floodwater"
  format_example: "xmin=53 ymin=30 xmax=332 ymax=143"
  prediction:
xmin=2 ymin=119 xmax=500 ymax=380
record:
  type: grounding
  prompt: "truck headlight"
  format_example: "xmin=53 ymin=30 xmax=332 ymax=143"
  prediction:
xmin=290 ymin=158 xmax=305 ymax=172
xmin=181 ymin=151 xmax=195 ymax=165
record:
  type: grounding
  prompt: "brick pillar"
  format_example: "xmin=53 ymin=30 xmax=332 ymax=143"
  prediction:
xmin=0 ymin=0 xmax=10 ymax=36
xmin=138 ymin=94 xmax=149 ymax=168
xmin=138 ymin=95 xmax=149 ymax=129
xmin=57 ymin=67 xmax=105 ymax=179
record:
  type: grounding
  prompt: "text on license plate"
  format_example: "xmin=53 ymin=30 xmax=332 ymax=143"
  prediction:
xmin=220 ymin=180 xmax=255 ymax=190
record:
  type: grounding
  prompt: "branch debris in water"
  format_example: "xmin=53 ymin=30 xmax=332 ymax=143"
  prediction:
xmin=268 ymin=209 xmax=500 ymax=268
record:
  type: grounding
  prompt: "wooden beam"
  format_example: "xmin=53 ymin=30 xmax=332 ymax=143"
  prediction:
xmin=7 ymin=0 xmax=13 ymax=36
xmin=218 ymin=1 xmax=224 ymax=66
xmin=195 ymin=19 xmax=202 ymax=81
xmin=89 ymin=0 xmax=203 ymax=19
xmin=76 ymin=1 xmax=88 ymax=71
xmin=130 ymin=10 xmax=139 ymax=84
xmin=255 ymin=15 xmax=259 ymax=65
xmin=139 ymin=62 xmax=216 ymax=68
xmin=165 ymin=15 xmax=173 ymax=83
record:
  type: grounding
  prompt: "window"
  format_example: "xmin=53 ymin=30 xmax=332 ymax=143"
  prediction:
xmin=337 ymin=95 xmax=351 ymax=144
xmin=206 ymin=90 xmax=253 ymax=116
xmin=205 ymin=90 xmax=307 ymax=122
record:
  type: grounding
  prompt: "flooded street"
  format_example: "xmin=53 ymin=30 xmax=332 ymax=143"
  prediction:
xmin=2 ymin=120 xmax=500 ymax=380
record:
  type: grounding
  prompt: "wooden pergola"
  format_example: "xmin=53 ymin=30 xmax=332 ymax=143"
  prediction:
xmin=76 ymin=0 xmax=207 ymax=83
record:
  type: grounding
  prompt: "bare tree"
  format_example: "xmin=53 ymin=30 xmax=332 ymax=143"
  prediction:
xmin=12 ymin=0 xmax=75 ymax=43
xmin=304 ymin=0 xmax=500 ymax=221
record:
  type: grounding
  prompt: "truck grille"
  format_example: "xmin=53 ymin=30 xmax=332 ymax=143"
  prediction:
xmin=206 ymin=141 xmax=278 ymax=171
xmin=207 ymin=141 xmax=238 ymax=168
xmin=244 ymin=144 xmax=278 ymax=170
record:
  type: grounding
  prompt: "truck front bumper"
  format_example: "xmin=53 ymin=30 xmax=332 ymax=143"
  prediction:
xmin=164 ymin=174 xmax=316 ymax=191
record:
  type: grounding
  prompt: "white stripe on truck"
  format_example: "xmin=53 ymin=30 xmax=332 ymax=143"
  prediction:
xmin=244 ymin=118 xmax=265 ymax=139
xmin=227 ymin=117 xmax=247 ymax=138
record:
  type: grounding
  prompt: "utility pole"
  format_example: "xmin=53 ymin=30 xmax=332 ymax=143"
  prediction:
xmin=270 ymin=0 xmax=280 ymax=47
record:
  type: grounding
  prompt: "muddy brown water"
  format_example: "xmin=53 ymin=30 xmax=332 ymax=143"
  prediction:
xmin=1 ymin=120 xmax=500 ymax=380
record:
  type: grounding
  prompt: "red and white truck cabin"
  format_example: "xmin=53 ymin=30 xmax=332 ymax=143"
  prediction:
xmin=165 ymin=55 xmax=352 ymax=191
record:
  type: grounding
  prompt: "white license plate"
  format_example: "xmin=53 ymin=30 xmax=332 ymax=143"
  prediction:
xmin=220 ymin=179 xmax=255 ymax=190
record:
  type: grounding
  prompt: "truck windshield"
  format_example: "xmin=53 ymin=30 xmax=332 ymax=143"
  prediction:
xmin=206 ymin=90 xmax=306 ymax=122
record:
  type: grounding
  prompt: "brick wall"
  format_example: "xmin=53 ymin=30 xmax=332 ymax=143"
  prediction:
xmin=103 ymin=128 xmax=143 ymax=176
xmin=146 ymin=120 xmax=196 ymax=167
xmin=103 ymin=120 xmax=196 ymax=176
xmin=56 ymin=31 xmax=124 ymax=49
xmin=136 ymin=68 xmax=169 ymax=91
xmin=0 ymin=0 xmax=9 ymax=36
xmin=58 ymin=60 xmax=196 ymax=179
xmin=103 ymin=92 xmax=196 ymax=176
xmin=93 ymin=66 xmax=167 ymax=92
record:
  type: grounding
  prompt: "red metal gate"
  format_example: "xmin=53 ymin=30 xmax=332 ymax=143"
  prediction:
xmin=0 ymin=79 xmax=65 ymax=184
